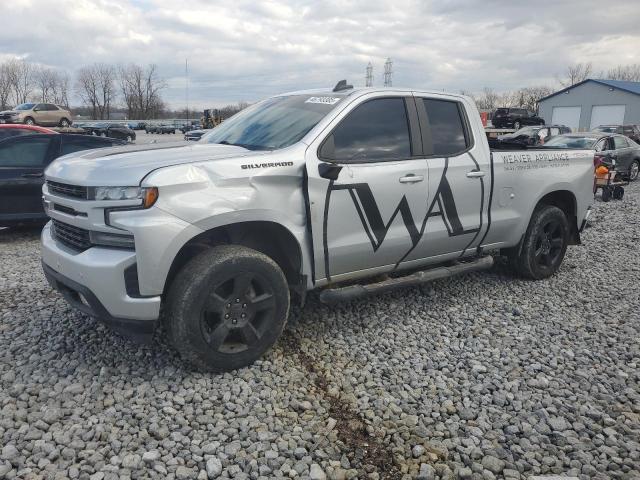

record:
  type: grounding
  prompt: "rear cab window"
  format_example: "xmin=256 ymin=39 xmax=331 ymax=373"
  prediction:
xmin=421 ymin=98 xmax=471 ymax=156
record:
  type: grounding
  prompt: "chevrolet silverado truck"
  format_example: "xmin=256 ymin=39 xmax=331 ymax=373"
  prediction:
xmin=41 ymin=82 xmax=594 ymax=371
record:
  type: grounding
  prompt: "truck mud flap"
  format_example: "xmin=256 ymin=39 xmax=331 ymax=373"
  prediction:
xmin=319 ymin=255 xmax=494 ymax=304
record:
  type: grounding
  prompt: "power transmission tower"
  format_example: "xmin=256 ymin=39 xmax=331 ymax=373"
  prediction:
xmin=383 ymin=58 xmax=393 ymax=87
xmin=365 ymin=62 xmax=373 ymax=87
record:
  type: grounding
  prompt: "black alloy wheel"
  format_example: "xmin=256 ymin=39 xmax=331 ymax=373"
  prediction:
xmin=200 ymin=272 xmax=276 ymax=354
xmin=533 ymin=218 xmax=564 ymax=269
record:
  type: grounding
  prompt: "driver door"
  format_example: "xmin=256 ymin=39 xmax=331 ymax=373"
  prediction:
xmin=305 ymin=95 xmax=429 ymax=283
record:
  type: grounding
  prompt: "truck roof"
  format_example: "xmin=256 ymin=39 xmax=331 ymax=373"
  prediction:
xmin=276 ymin=86 xmax=469 ymax=100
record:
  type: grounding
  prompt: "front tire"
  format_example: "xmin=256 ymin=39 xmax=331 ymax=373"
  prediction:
xmin=166 ymin=245 xmax=290 ymax=372
xmin=510 ymin=205 xmax=569 ymax=280
xmin=24 ymin=117 xmax=35 ymax=125
xmin=513 ymin=120 xmax=521 ymax=130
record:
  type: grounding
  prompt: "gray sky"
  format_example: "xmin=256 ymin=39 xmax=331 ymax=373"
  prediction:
xmin=1 ymin=0 xmax=639 ymax=108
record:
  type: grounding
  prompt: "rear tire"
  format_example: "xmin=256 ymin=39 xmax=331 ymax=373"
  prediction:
xmin=602 ymin=187 xmax=612 ymax=202
xmin=59 ymin=118 xmax=70 ymax=127
xmin=613 ymin=186 xmax=624 ymax=200
xmin=513 ymin=120 xmax=521 ymax=130
xmin=166 ymin=245 xmax=290 ymax=372
xmin=629 ymin=160 xmax=639 ymax=181
xmin=510 ymin=205 xmax=569 ymax=280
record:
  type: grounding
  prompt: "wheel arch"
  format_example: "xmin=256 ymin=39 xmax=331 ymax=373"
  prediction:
xmin=164 ymin=220 xmax=305 ymax=296
xmin=535 ymin=189 xmax=580 ymax=245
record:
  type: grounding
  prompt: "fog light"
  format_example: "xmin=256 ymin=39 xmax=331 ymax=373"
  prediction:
xmin=89 ymin=230 xmax=135 ymax=249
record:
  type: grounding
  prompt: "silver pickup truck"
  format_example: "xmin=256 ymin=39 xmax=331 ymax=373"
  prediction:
xmin=41 ymin=83 xmax=594 ymax=371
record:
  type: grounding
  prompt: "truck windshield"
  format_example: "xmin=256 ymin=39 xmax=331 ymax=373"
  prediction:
xmin=201 ymin=94 xmax=344 ymax=150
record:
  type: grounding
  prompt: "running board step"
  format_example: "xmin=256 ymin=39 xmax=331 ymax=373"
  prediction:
xmin=319 ymin=256 xmax=494 ymax=304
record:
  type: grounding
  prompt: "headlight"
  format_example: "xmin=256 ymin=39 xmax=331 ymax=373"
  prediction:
xmin=90 ymin=186 xmax=158 ymax=208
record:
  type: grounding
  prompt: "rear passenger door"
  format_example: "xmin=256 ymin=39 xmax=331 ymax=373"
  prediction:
xmin=0 ymin=135 xmax=56 ymax=219
xmin=613 ymin=135 xmax=633 ymax=171
xmin=406 ymin=95 xmax=491 ymax=261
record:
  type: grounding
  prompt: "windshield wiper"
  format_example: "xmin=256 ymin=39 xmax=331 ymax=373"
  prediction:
xmin=217 ymin=140 xmax=269 ymax=151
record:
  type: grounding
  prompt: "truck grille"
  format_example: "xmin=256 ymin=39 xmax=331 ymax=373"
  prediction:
xmin=47 ymin=181 xmax=88 ymax=199
xmin=52 ymin=220 xmax=92 ymax=251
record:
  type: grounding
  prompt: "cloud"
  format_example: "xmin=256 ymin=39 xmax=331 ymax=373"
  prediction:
xmin=1 ymin=0 xmax=639 ymax=108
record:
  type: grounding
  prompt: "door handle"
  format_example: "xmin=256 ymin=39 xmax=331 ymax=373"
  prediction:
xmin=399 ymin=174 xmax=424 ymax=183
xmin=21 ymin=173 xmax=43 ymax=178
xmin=466 ymin=170 xmax=485 ymax=178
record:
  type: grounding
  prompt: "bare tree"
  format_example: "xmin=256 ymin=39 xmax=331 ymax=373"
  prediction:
xmin=5 ymin=58 xmax=34 ymax=105
xmin=476 ymin=87 xmax=501 ymax=110
xmin=558 ymin=62 xmax=592 ymax=87
xmin=119 ymin=63 xmax=166 ymax=119
xmin=35 ymin=66 xmax=57 ymax=102
xmin=602 ymin=64 xmax=640 ymax=82
xmin=512 ymin=86 xmax=554 ymax=111
xmin=76 ymin=63 xmax=116 ymax=119
xmin=0 ymin=62 xmax=11 ymax=110
xmin=53 ymin=71 xmax=70 ymax=107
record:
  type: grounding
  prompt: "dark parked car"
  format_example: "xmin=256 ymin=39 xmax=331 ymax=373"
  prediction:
xmin=0 ymin=124 xmax=57 ymax=140
xmin=157 ymin=124 xmax=177 ymax=134
xmin=180 ymin=121 xmax=201 ymax=134
xmin=496 ymin=125 xmax=571 ymax=147
xmin=492 ymin=107 xmax=545 ymax=129
xmin=127 ymin=121 xmax=147 ymax=130
xmin=0 ymin=134 xmax=126 ymax=226
xmin=184 ymin=129 xmax=211 ymax=141
xmin=544 ymin=132 xmax=640 ymax=181
xmin=84 ymin=122 xmax=136 ymax=142
xmin=144 ymin=123 xmax=159 ymax=133
xmin=592 ymin=124 xmax=640 ymax=144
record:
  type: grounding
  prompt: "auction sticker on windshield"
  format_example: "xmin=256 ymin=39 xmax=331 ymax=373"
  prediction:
xmin=305 ymin=96 xmax=341 ymax=105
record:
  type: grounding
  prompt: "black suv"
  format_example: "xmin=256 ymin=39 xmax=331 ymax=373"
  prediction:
xmin=493 ymin=108 xmax=545 ymax=129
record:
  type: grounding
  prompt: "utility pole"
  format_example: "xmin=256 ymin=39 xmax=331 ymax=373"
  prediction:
xmin=384 ymin=58 xmax=393 ymax=87
xmin=365 ymin=62 xmax=373 ymax=87
xmin=185 ymin=58 xmax=189 ymax=121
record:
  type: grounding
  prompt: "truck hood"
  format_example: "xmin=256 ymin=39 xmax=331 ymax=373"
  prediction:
xmin=45 ymin=142 xmax=268 ymax=186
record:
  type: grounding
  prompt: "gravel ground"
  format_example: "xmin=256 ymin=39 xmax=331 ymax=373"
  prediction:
xmin=1 ymin=184 xmax=639 ymax=480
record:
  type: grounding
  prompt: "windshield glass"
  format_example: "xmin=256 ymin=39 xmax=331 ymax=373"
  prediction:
xmin=201 ymin=94 xmax=345 ymax=150
xmin=544 ymin=135 xmax=598 ymax=149
xmin=15 ymin=103 xmax=35 ymax=111
xmin=593 ymin=126 xmax=616 ymax=133
xmin=513 ymin=127 xmax=538 ymax=136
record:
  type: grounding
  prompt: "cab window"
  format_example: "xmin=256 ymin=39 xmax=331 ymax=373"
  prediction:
xmin=422 ymin=98 xmax=470 ymax=156
xmin=321 ymin=98 xmax=411 ymax=162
